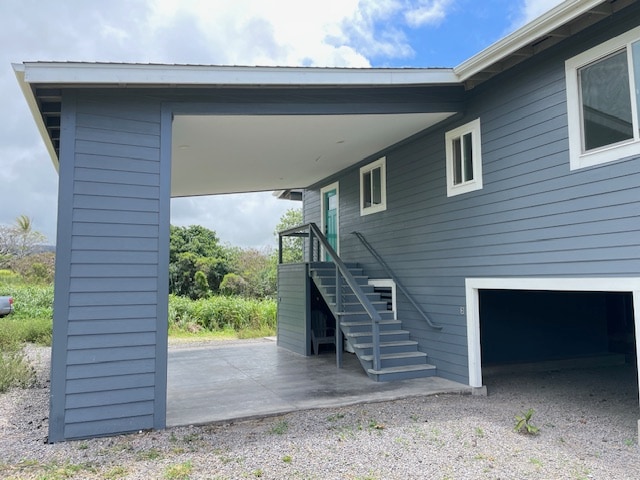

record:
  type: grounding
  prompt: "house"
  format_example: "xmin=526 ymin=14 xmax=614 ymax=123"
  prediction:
xmin=14 ymin=0 xmax=640 ymax=442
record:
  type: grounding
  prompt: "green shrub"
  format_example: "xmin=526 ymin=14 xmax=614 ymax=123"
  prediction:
xmin=168 ymin=294 xmax=276 ymax=336
xmin=0 ymin=318 xmax=52 ymax=349
xmin=0 ymin=283 xmax=54 ymax=321
xmin=0 ymin=348 xmax=36 ymax=393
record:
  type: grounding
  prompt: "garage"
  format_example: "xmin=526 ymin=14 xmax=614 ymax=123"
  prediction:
xmin=465 ymin=277 xmax=640 ymax=437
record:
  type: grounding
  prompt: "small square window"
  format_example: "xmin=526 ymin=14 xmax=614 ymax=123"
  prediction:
xmin=360 ymin=157 xmax=387 ymax=216
xmin=566 ymin=25 xmax=640 ymax=169
xmin=445 ymin=118 xmax=483 ymax=197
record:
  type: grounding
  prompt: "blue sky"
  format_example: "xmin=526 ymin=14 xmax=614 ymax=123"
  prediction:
xmin=0 ymin=0 xmax=562 ymax=248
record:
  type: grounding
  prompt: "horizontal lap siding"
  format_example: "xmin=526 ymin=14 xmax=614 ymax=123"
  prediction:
xmin=304 ymin=14 xmax=640 ymax=384
xmin=60 ymin=92 xmax=164 ymax=440
xmin=277 ymin=264 xmax=309 ymax=355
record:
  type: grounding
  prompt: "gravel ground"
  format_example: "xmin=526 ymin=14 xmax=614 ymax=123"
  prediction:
xmin=1 ymin=342 xmax=639 ymax=480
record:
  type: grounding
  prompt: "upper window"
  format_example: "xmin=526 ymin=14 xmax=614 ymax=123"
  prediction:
xmin=360 ymin=157 xmax=386 ymax=216
xmin=566 ymin=26 xmax=640 ymax=169
xmin=445 ymin=118 xmax=483 ymax=197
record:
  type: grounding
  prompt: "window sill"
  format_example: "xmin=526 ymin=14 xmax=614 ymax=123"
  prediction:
xmin=570 ymin=140 xmax=640 ymax=170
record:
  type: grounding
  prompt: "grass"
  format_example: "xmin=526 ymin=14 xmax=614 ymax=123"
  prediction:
xmin=1 ymin=460 xmax=97 ymax=480
xmin=269 ymin=419 xmax=289 ymax=435
xmin=164 ymin=461 xmax=193 ymax=480
xmin=0 ymin=279 xmax=276 ymax=393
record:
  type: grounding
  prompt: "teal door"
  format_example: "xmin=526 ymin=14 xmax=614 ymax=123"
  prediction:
xmin=323 ymin=188 xmax=338 ymax=260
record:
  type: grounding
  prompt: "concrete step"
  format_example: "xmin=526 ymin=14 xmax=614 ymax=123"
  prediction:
xmin=367 ymin=364 xmax=437 ymax=382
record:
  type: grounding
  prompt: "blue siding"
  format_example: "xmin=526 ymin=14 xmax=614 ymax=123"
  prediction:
xmin=277 ymin=263 xmax=310 ymax=356
xmin=50 ymin=91 xmax=168 ymax=441
xmin=303 ymin=11 xmax=640 ymax=384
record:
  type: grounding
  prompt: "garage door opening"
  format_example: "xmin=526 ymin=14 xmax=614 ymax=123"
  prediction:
xmin=479 ymin=290 xmax=636 ymax=366
xmin=466 ymin=278 xmax=640 ymax=438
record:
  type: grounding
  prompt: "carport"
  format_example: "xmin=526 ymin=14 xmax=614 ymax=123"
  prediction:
xmin=13 ymin=62 xmax=463 ymax=442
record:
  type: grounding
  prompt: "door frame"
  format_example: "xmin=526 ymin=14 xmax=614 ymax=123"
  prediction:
xmin=320 ymin=182 xmax=339 ymax=258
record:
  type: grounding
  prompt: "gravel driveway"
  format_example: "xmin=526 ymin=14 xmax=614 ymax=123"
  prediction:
xmin=1 ymin=342 xmax=638 ymax=479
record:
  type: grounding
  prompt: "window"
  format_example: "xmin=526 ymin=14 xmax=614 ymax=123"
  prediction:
xmin=360 ymin=157 xmax=386 ymax=215
xmin=566 ymin=26 xmax=640 ymax=169
xmin=445 ymin=118 xmax=483 ymax=197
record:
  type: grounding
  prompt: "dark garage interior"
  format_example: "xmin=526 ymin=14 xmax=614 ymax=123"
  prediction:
xmin=479 ymin=290 xmax=636 ymax=366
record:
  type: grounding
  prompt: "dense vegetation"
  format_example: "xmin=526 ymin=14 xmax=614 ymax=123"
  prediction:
xmin=0 ymin=209 xmax=303 ymax=391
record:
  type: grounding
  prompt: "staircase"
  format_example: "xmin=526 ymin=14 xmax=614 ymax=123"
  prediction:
xmin=309 ymin=262 xmax=436 ymax=382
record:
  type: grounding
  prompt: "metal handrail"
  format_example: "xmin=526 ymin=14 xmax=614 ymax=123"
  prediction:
xmin=279 ymin=223 xmax=382 ymax=371
xmin=352 ymin=231 xmax=443 ymax=331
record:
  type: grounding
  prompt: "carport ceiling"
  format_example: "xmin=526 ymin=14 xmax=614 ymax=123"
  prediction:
xmin=170 ymin=112 xmax=454 ymax=197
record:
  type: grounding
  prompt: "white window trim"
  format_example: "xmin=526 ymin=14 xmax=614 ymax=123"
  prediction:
xmin=465 ymin=277 xmax=640 ymax=390
xmin=359 ymin=157 xmax=387 ymax=216
xmin=566 ymin=25 xmax=640 ymax=170
xmin=320 ymin=182 xmax=339 ymax=256
xmin=445 ymin=118 xmax=483 ymax=197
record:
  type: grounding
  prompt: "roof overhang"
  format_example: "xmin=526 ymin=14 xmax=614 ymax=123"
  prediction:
xmin=13 ymin=63 xmax=462 ymax=196
xmin=14 ymin=0 xmax=634 ymax=196
xmin=456 ymin=0 xmax=634 ymax=88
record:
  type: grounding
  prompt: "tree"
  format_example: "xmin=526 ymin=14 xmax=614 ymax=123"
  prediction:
xmin=0 ymin=215 xmax=47 ymax=261
xmin=224 ymin=247 xmax=276 ymax=298
xmin=169 ymin=225 xmax=230 ymax=298
xmin=274 ymin=207 xmax=303 ymax=263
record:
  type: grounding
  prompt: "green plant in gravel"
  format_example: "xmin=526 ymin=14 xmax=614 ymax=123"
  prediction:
xmin=269 ymin=419 xmax=289 ymax=435
xmin=103 ymin=465 xmax=129 ymax=479
xmin=36 ymin=461 xmax=97 ymax=480
xmin=136 ymin=448 xmax=163 ymax=461
xmin=282 ymin=455 xmax=292 ymax=463
xmin=514 ymin=408 xmax=540 ymax=435
xmin=164 ymin=460 xmax=193 ymax=480
xmin=0 ymin=347 xmax=36 ymax=393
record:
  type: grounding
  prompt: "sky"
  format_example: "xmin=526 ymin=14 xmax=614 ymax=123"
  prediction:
xmin=0 ymin=0 xmax=563 ymax=249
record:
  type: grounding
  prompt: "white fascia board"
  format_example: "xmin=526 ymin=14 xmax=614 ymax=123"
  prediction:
xmin=454 ymin=0 xmax=607 ymax=81
xmin=12 ymin=63 xmax=60 ymax=170
xmin=19 ymin=62 xmax=459 ymax=87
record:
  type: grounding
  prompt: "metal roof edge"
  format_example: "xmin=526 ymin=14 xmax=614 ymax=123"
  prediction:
xmin=18 ymin=63 xmax=460 ymax=87
xmin=12 ymin=63 xmax=60 ymax=169
xmin=454 ymin=0 xmax=606 ymax=80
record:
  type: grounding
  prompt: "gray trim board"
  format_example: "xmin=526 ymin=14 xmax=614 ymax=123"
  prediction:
xmin=155 ymin=103 xmax=172 ymax=430
xmin=49 ymin=91 xmax=77 ymax=443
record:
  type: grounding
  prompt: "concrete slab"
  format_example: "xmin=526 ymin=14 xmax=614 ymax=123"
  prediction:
xmin=166 ymin=339 xmax=472 ymax=427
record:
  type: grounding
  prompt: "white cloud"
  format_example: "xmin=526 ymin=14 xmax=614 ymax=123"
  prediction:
xmin=512 ymin=0 xmax=564 ymax=30
xmin=0 ymin=0 xmax=463 ymax=247
xmin=405 ymin=0 xmax=453 ymax=28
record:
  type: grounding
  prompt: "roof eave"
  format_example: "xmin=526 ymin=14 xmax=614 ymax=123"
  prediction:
xmin=12 ymin=63 xmax=60 ymax=171
xmin=454 ymin=0 xmax=607 ymax=81
xmin=18 ymin=63 xmax=460 ymax=87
